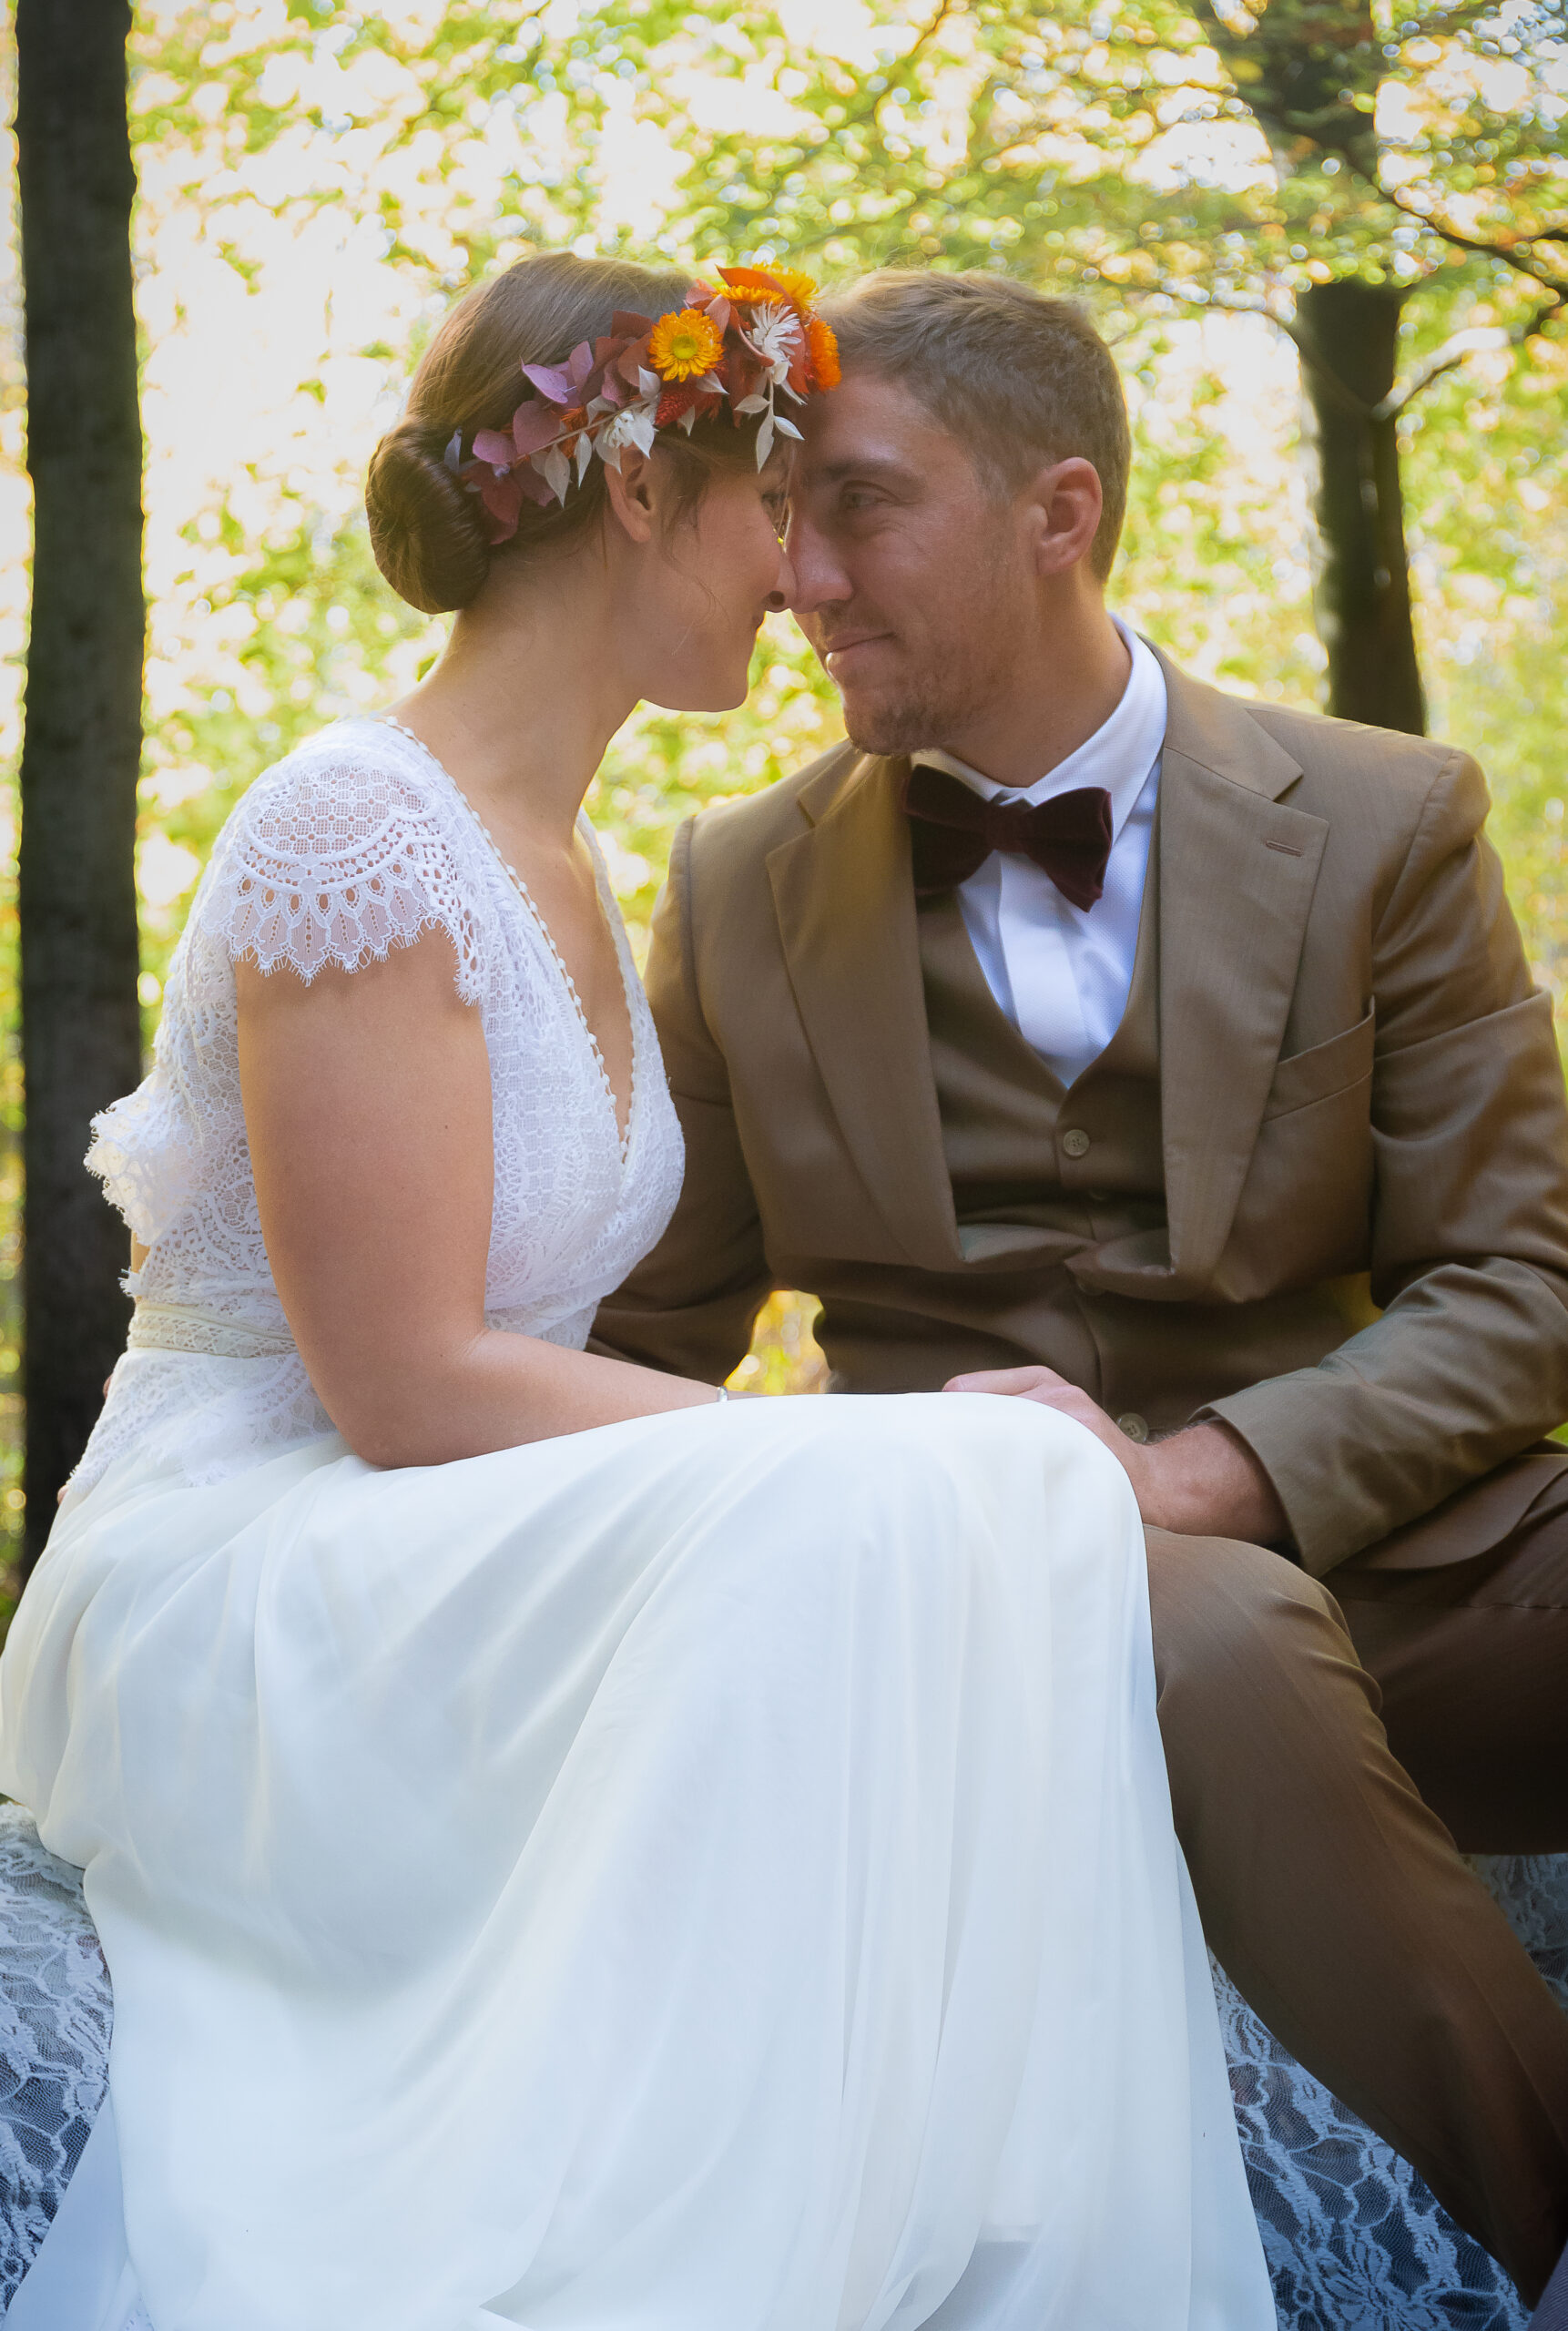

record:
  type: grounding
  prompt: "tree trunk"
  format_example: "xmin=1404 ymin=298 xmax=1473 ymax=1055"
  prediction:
xmin=1294 ymin=278 xmax=1426 ymax=736
xmin=15 ymin=0 xmax=145 ymax=1573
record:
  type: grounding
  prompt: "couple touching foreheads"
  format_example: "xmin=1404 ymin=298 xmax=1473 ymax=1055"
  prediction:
xmin=3 ymin=249 xmax=1566 ymax=2331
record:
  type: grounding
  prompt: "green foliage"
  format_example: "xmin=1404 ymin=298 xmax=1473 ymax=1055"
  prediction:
xmin=1117 ymin=330 xmax=1325 ymax=697
xmin=131 ymin=0 xmax=673 ymax=282
xmin=1409 ymin=340 xmax=1568 ymax=992
xmin=136 ymin=514 xmax=436 ymax=1000
xmin=633 ymin=0 xmax=1568 ymax=326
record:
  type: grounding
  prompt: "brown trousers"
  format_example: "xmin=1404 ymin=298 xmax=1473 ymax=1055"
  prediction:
xmin=1152 ymin=1458 xmax=1568 ymax=2305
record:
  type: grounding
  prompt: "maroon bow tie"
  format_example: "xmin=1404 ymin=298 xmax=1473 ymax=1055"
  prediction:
xmin=901 ymin=764 xmax=1115 ymax=911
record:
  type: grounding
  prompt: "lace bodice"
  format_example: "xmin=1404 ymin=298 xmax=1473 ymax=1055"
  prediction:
xmin=74 ymin=718 xmax=685 ymax=1492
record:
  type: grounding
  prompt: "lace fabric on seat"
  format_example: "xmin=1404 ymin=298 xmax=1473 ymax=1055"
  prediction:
xmin=74 ymin=719 xmax=685 ymax=1493
xmin=1215 ymin=1852 xmax=1568 ymax=2330
xmin=0 ymin=1803 xmax=112 ymax=2312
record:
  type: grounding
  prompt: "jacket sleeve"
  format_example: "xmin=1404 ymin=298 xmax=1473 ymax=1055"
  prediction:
xmin=1204 ymin=749 xmax=1568 ymax=1576
xmin=589 ymin=817 xmax=775 ymax=1383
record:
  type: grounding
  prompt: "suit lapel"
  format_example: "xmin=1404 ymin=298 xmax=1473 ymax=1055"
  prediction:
xmin=1154 ymin=657 xmax=1329 ymax=1288
xmin=765 ymin=657 xmax=1329 ymax=1289
xmin=768 ymin=755 xmax=963 ymax=1268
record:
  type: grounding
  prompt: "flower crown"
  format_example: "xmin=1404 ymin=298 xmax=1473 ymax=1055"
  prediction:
xmin=443 ymin=264 xmax=841 ymax=545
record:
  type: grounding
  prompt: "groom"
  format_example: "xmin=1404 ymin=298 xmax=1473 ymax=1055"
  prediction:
xmin=594 ymin=269 xmax=1568 ymax=2305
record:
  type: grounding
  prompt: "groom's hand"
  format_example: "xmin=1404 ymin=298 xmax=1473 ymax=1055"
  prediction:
xmin=942 ymin=1365 xmax=1288 ymax=1546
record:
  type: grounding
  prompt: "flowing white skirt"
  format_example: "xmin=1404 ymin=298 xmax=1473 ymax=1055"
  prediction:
xmin=0 ymin=1390 xmax=1273 ymax=2331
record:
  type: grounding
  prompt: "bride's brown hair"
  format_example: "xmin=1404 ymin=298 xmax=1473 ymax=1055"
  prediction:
xmin=367 ymin=251 xmax=766 ymax=615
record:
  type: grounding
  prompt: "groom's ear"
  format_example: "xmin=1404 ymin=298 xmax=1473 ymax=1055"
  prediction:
xmin=603 ymin=448 xmax=658 ymax=545
xmin=1023 ymin=456 xmax=1105 ymax=581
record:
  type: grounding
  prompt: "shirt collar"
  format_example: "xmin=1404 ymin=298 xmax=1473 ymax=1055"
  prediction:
xmin=916 ymin=617 xmax=1167 ymax=843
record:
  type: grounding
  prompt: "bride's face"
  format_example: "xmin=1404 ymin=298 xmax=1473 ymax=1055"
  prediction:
xmin=627 ymin=454 xmax=795 ymax=714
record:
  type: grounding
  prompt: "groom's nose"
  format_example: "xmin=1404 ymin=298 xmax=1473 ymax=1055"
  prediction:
xmin=783 ymin=511 xmax=854 ymax=616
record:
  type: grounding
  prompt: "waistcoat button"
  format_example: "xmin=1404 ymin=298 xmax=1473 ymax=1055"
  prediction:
xmin=1062 ymin=1127 xmax=1091 ymax=1159
xmin=1116 ymin=1412 xmax=1149 ymax=1444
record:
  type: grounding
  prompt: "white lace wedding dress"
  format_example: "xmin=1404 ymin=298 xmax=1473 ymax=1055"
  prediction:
xmin=0 ymin=719 xmax=1273 ymax=2331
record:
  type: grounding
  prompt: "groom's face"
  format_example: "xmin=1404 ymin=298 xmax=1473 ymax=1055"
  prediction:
xmin=786 ymin=369 xmax=1038 ymax=758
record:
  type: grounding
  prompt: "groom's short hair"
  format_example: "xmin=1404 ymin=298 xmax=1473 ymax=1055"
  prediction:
xmin=820 ymin=270 xmax=1132 ymax=583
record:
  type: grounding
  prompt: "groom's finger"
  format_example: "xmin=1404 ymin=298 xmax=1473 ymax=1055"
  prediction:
xmin=1017 ymin=1388 xmax=1156 ymax=1491
xmin=942 ymin=1365 xmax=1070 ymax=1396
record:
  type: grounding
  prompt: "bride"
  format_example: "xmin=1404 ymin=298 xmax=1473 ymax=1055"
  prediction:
xmin=0 ymin=252 xmax=1273 ymax=2331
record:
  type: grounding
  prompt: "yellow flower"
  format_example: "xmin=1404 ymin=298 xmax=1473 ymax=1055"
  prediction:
xmin=720 ymin=264 xmax=820 ymax=316
xmin=770 ymin=266 xmax=820 ymax=314
xmin=647 ymin=307 xmax=725 ymax=383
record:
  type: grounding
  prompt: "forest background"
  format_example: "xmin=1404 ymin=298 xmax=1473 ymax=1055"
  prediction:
xmin=0 ymin=0 xmax=1565 ymax=1619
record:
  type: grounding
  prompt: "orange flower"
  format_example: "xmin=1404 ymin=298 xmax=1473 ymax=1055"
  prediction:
xmin=647 ymin=307 xmax=725 ymax=382
xmin=806 ymin=316 xmax=841 ymax=391
xmin=719 ymin=263 xmax=820 ymax=316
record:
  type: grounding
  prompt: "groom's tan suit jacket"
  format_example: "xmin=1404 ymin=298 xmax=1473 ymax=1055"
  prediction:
xmin=595 ymin=651 xmax=1568 ymax=1578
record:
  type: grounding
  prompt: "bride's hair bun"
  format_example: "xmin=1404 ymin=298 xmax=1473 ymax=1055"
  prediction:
xmin=365 ymin=417 xmax=490 ymax=616
xmin=367 ymin=251 xmax=746 ymax=618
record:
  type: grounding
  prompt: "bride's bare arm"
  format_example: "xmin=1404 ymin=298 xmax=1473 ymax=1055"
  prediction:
xmin=236 ymin=928 xmax=722 ymax=1467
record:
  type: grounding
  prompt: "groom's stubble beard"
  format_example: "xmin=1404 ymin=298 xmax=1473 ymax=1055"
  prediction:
xmin=828 ymin=535 xmax=1033 ymax=762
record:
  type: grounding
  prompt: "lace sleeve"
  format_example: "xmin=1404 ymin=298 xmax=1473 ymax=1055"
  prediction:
xmin=201 ymin=736 xmax=486 ymax=1002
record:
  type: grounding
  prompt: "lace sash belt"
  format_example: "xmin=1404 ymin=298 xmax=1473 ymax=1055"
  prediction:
xmin=127 ymin=1302 xmax=298 ymax=1361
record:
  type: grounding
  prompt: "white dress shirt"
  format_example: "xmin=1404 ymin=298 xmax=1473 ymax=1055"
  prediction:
xmin=919 ymin=618 xmax=1167 ymax=1090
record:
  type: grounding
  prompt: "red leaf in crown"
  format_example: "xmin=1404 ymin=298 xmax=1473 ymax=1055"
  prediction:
xmin=514 ymin=464 xmax=558 ymax=508
xmin=654 ymin=382 xmax=699 ymax=428
xmin=569 ymin=343 xmax=610 ymax=402
xmin=470 ymin=466 xmax=525 ymax=542
xmin=609 ymin=310 xmax=655 ymax=339
xmin=519 ymin=361 xmax=574 ymax=405
xmin=653 ymin=382 xmax=724 ymax=429
xmin=473 ymin=426 xmax=522 ymax=468
xmin=506 ymin=402 xmax=568 ymax=459
xmin=723 ymin=346 xmax=766 ymax=405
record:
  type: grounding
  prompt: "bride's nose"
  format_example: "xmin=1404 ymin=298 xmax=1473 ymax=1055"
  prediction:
xmin=767 ymin=547 xmax=798 ymax=612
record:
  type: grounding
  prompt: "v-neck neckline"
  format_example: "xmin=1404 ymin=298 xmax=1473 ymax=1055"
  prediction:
xmin=374 ymin=717 xmax=637 ymax=1166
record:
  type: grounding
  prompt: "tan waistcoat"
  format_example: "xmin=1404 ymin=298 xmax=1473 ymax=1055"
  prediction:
xmin=912 ymin=835 xmax=1350 ymax=1433
xmin=916 ymin=860 xmax=1165 ymax=1425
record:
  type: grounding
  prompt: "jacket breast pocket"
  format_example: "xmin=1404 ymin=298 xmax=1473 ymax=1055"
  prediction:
xmin=1261 ymin=1007 xmax=1376 ymax=1124
xmin=1224 ymin=1009 xmax=1378 ymax=1295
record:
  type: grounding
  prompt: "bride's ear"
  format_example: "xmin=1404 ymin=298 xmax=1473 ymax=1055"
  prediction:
xmin=603 ymin=448 xmax=658 ymax=545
